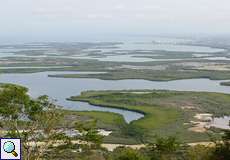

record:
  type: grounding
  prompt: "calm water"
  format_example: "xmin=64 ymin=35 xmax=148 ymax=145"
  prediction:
xmin=67 ymin=54 xmax=186 ymax=62
xmin=0 ymin=71 xmax=230 ymax=124
xmin=81 ymin=42 xmax=225 ymax=62
xmin=116 ymin=42 xmax=225 ymax=53
xmin=203 ymin=57 xmax=230 ymax=61
xmin=0 ymin=48 xmax=47 ymax=57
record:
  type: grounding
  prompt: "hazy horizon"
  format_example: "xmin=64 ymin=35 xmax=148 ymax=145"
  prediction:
xmin=1 ymin=0 xmax=230 ymax=43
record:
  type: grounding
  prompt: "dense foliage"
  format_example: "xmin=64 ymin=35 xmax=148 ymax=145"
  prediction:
xmin=0 ymin=84 xmax=229 ymax=160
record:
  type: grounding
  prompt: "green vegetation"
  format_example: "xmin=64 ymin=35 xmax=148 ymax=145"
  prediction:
xmin=0 ymin=84 xmax=104 ymax=160
xmin=44 ymin=130 xmax=230 ymax=160
xmin=50 ymin=67 xmax=230 ymax=81
xmin=1 ymin=45 xmax=230 ymax=81
xmin=109 ymin=147 xmax=148 ymax=160
xmin=69 ymin=91 xmax=182 ymax=143
xmin=1 ymin=42 xmax=230 ymax=82
xmin=71 ymin=111 xmax=125 ymax=127
xmin=1 ymin=50 xmax=230 ymax=82
xmin=0 ymin=84 xmax=229 ymax=159
xmin=70 ymin=90 xmax=230 ymax=116
xmin=60 ymin=110 xmax=125 ymax=129
xmin=69 ymin=90 xmax=230 ymax=143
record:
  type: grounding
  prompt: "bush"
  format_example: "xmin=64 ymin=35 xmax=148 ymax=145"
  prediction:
xmin=109 ymin=147 xmax=149 ymax=160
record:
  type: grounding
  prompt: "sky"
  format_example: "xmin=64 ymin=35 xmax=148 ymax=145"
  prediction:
xmin=0 ymin=0 xmax=230 ymax=42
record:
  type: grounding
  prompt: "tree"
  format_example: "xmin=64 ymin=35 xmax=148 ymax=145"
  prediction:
xmin=0 ymin=84 xmax=30 ymax=136
xmin=118 ymin=122 xmax=145 ymax=143
xmin=144 ymin=136 xmax=182 ymax=160
xmin=109 ymin=147 xmax=148 ymax=160
xmin=185 ymin=145 xmax=213 ymax=160
xmin=147 ymin=136 xmax=181 ymax=153
xmin=0 ymin=84 xmax=67 ymax=160
xmin=75 ymin=119 xmax=103 ymax=149
xmin=211 ymin=130 xmax=230 ymax=160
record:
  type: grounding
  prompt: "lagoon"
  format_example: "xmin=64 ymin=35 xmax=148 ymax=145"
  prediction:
xmin=0 ymin=71 xmax=230 ymax=123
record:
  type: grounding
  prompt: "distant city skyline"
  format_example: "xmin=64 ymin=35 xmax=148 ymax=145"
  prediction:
xmin=0 ymin=0 xmax=230 ymax=43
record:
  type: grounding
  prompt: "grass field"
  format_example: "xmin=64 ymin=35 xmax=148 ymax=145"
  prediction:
xmin=67 ymin=90 xmax=230 ymax=143
xmin=60 ymin=110 xmax=125 ymax=130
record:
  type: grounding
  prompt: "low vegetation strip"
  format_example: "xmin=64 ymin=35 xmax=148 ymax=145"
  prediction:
xmin=220 ymin=81 xmax=230 ymax=86
xmin=69 ymin=90 xmax=230 ymax=118
xmin=68 ymin=91 xmax=181 ymax=130
xmin=68 ymin=90 xmax=230 ymax=143
xmin=60 ymin=110 xmax=126 ymax=131
xmin=49 ymin=68 xmax=230 ymax=81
